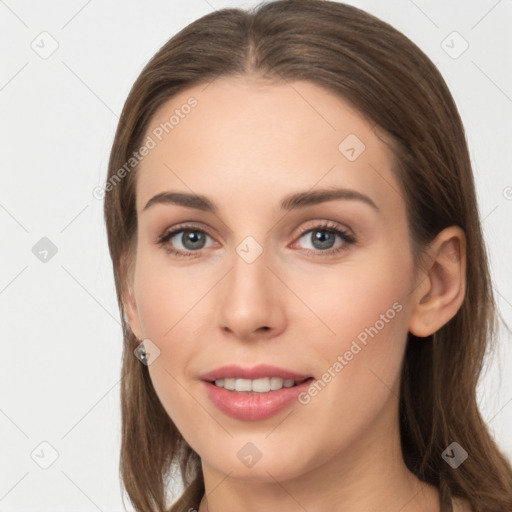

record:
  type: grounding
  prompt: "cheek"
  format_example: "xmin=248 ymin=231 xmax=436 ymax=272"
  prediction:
xmin=133 ymin=255 xmax=210 ymax=430
xmin=290 ymin=243 xmax=412 ymax=351
xmin=134 ymin=249 xmax=203 ymax=340
xmin=289 ymin=249 xmax=413 ymax=444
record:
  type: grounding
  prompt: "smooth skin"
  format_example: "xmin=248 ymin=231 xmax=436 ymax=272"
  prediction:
xmin=123 ymin=76 xmax=468 ymax=512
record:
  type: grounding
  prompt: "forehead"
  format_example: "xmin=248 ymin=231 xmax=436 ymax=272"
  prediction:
xmin=136 ymin=76 xmax=404 ymax=217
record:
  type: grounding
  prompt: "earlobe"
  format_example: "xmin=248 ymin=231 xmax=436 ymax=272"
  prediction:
xmin=408 ymin=226 xmax=466 ymax=338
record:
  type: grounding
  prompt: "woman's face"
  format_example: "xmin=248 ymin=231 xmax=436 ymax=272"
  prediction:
xmin=126 ymin=76 xmax=420 ymax=481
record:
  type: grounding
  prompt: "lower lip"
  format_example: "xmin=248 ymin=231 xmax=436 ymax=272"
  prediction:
xmin=202 ymin=379 xmax=314 ymax=421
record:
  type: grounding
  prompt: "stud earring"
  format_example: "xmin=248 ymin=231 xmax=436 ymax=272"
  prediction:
xmin=134 ymin=337 xmax=148 ymax=365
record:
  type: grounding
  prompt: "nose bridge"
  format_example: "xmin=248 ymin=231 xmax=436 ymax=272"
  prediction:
xmin=215 ymin=233 xmax=284 ymax=338
xmin=228 ymin=234 xmax=272 ymax=305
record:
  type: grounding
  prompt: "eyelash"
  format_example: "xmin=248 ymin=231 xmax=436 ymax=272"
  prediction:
xmin=156 ymin=221 xmax=357 ymax=259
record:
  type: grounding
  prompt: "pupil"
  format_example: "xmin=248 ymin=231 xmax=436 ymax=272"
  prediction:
xmin=313 ymin=230 xmax=334 ymax=249
xmin=184 ymin=231 xmax=205 ymax=249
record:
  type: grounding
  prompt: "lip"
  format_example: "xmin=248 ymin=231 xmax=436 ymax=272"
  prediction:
xmin=199 ymin=364 xmax=312 ymax=382
xmin=202 ymin=378 xmax=314 ymax=421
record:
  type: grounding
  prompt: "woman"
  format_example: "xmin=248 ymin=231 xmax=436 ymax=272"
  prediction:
xmin=102 ymin=1 xmax=512 ymax=511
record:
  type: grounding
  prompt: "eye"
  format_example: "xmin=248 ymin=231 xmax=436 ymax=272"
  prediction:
xmin=156 ymin=223 xmax=216 ymax=258
xmin=156 ymin=221 xmax=357 ymax=258
xmin=293 ymin=221 xmax=356 ymax=257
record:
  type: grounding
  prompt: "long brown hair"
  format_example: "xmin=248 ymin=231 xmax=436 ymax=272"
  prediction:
xmin=102 ymin=1 xmax=512 ymax=510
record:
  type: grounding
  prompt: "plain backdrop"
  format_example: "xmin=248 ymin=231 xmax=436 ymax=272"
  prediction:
xmin=1 ymin=0 xmax=511 ymax=510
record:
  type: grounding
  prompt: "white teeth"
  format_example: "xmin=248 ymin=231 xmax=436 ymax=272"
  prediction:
xmin=213 ymin=377 xmax=298 ymax=392
xmin=270 ymin=377 xmax=283 ymax=390
xmin=235 ymin=378 xmax=252 ymax=392
xmin=252 ymin=378 xmax=271 ymax=392
xmin=223 ymin=378 xmax=235 ymax=390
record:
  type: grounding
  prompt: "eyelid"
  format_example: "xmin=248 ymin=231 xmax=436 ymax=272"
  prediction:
xmin=294 ymin=219 xmax=354 ymax=239
xmin=156 ymin=220 xmax=356 ymax=257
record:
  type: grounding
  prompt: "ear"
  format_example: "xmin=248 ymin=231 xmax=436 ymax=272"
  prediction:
xmin=120 ymin=251 xmax=143 ymax=340
xmin=408 ymin=226 xmax=466 ymax=338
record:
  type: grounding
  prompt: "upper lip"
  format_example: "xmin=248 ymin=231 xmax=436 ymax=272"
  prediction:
xmin=200 ymin=364 xmax=313 ymax=382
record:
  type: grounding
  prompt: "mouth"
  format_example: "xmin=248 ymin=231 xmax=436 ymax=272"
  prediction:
xmin=206 ymin=376 xmax=314 ymax=394
xmin=202 ymin=376 xmax=316 ymax=421
xmin=199 ymin=363 xmax=314 ymax=386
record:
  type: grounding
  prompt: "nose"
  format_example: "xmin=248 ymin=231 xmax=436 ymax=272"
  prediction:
xmin=215 ymin=248 xmax=287 ymax=341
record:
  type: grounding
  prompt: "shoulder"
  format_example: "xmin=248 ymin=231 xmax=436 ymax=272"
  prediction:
xmin=452 ymin=496 xmax=473 ymax=512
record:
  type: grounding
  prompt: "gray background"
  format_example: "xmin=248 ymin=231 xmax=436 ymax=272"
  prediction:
xmin=1 ymin=0 xmax=511 ymax=510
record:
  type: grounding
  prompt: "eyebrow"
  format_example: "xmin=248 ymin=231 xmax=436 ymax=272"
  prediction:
xmin=142 ymin=187 xmax=379 ymax=213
